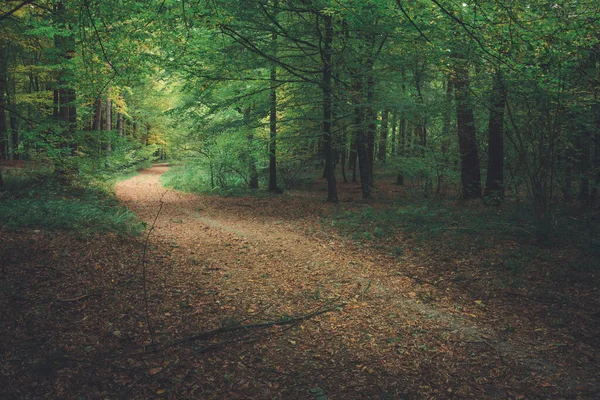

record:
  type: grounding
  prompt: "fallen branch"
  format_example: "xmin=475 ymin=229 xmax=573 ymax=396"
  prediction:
xmin=57 ymin=292 xmax=95 ymax=302
xmin=166 ymin=303 xmax=343 ymax=348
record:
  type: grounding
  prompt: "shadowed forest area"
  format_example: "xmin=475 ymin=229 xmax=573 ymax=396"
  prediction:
xmin=1 ymin=1 xmax=599 ymax=399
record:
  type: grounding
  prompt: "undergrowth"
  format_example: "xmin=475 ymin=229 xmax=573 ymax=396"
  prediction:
xmin=0 ymin=160 xmax=146 ymax=236
xmin=161 ymin=162 xmax=297 ymax=196
xmin=329 ymin=198 xmax=600 ymax=272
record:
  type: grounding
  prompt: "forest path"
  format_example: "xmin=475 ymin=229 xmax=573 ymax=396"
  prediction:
xmin=113 ymin=165 xmax=579 ymax=399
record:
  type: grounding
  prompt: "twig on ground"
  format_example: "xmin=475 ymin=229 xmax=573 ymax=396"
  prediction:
xmin=56 ymin=292 xmax=95 ymax=302
xmin=166 ymin=302 xmax=344 ymax=348
xmin=360 ymin=278 xmax=373 ymax=302
xmin=141 ymin=189 xmax=169 ymax=352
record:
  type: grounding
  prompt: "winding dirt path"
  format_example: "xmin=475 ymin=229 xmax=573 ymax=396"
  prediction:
xmin=113 ymin=165 xmax=592 ymax=399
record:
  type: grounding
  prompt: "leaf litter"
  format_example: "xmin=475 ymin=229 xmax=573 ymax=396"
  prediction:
xmin=1 ymin=165 xmax=598 ymax=399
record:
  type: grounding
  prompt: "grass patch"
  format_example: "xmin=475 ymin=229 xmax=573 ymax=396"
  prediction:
xmin=161 ymin=162 xmax=288 ymax=197
xmin=0 ymin=168 xmax=145 ymax=236
xmin=329 ymin=199 xmax=599 ymax=264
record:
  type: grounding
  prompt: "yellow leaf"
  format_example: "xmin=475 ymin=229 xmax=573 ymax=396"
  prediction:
xmin=156 ymin=388 xmax=166 ymax=395
xmin=149 ymin=367 xmax=162 ymax=375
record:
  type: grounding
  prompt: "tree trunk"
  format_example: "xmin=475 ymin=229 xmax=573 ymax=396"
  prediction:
xmin=441 ymin=76 xmax=453 ymax=155
xmin=592 ymin=102 xmax=600 ymax=206
xmin=350 ymin=137 xmax=357 ymax=183
xmin=0 ymin=45 xmax=7 ymax=160
xmin=117 ymin=112 xmax=124 ymax=137
xmin=268 ymin=9 xmax=282 ymax=194
xmin=105 ymin=97 xmax=112 ymax=131
xmin=366 ymin=71 xmax=376 ymax=185
xmin=341 ymin=146 xmax=347 ymax=183
xmin=5 ymin=53 xmax=19 ymax=160
xmin=243 ymin=107 xmax=259 ymax=189
xmin=322 ymin=14 xmax=337 ymax=203
xmin=577 ymin=129 xmax=591 ymax=203
xmin=94 ymin=98 xmax=102 ymax=130
xmin=105 ymin=96 xmax=112 ymax=151
xmin=453 ymin=64 xmax=482 ymax=199
xmin=390 ymin=111 xmax=397 ymax=156
xmin=484 ymin=69 xmax=507 ymax=201
xmin=353 ymin=78 xmax=371 ymax=198
xmin=378 ymin=109 xmax=389 ymax=161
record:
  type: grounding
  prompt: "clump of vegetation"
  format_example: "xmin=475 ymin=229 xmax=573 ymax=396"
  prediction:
xmin=0 ymin=164 xmax=145 ymax=236
xmin=329 ymin=194 xmax=599 ymax=269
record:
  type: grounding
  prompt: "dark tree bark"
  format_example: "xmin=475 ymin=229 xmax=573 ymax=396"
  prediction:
xmin=105 ymin=96 xmax=112 ymax=151
xmin=396 ymin=68 xmax=407 ymax=185
xmin=350 ymin=137 xmax=357 ymax=183
xmin=441 ymin=76 xmax=453 ymax=155
xmin=577 ymin=129 xmax=591 ymax=203
xmin=243 ymin=107 xmax=259 ymax=189
xmin=117 ymin=112 xmax=124 ymax=137
xmin=453 ymin=64 xmax=482 ymax=199
xmin=94 ymin=98 xmax=102 ymax=131
xmin=268 ymin=8 xmax=282 ymax=194
xmin=55 ymin=1 xmax=76 ymax=127
xmin=341 ymin=146 xmax=347 ymax=183
xmin=414 ymin=63 xmax=427 ymax=154
xmin=105 ymin=96 xmax=112 ymax=131
xmin=592 ymin=102 xmax=600 ymax=206
xmin=366 ymin=71 xmax=376 ymax=185
xmin=353 ymin=78 xmax=371 ymax=198
xmin=484 ymin=69 xmax=507 ymax=200
xmin=0 ymin=45 xmax=7 ymax=160
xmin=390 ymin=111 xmax=397 ymax=156
xmin=6 ymin=58 xmax=19 ymax=160
xmin=322 ymin=13 xmax=337 ymax=203
xmin=378 ymin=109 xmax=389 ymax=161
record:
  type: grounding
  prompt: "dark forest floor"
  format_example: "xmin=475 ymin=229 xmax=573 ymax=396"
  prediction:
xmin=1 ymin=165 xmax=599 ymax=399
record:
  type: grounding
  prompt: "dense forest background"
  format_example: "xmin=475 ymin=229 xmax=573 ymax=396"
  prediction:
xmin=1 ymin=0 xmax=599 ymax=238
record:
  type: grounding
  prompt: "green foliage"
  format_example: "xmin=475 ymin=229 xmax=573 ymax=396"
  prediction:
xmin=77 ymin=141 xmax=158 ymax=184
xmin=0 ymin=169 xmax=145 ymax=236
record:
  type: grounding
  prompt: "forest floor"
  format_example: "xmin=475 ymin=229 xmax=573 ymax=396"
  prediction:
xmin=1 ymin=164 xmax=599 ymax=399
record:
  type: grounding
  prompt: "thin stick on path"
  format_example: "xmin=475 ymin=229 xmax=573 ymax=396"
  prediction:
xmin=141 ymin=190 xmax=169 ymax=352
xmin=166 ymin=302 xmax=344 ymax=348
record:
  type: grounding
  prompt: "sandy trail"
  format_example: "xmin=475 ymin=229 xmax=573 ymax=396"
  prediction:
xmin=113 ymin=165 xmax=587 ymax=399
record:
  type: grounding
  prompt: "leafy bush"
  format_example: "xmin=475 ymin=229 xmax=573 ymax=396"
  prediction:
xmin=0 ymin=164 xmax=145 ymax=236
xmin=0 ymin=197 xmax=144 ymax=236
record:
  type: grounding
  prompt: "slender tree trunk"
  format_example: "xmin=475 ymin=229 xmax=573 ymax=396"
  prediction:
xmin=577 ymin=129 xmax=591 ymax=203
xmin=0 ymin=45 xmax=7 ymax=160
xmin=350 ymin=137 xmax=357 ymax=183
xmin=484 ymin=69 xmax=507 ymax=200
xmin=454 ymin=64 xmax=482 ymax=199
xmin=397 ymin=68 xmax=407 ymax=185
xmin=322 ymin=14 xmax=337 ymax=202
xmin=117 ymin=112 xmax=124 ymax=137
xmin=341 ymin=145 xmax=347 ymax=183
xmin=5 ymin=52 xmax=19 ymax=160
xmin=378 ymin=109 xmax=389 ymax=161
xmin=390 ymin=111 xmax=397 ymax=156
xmin=268 ymin=7 xmax=282 ymax=194
xmin=414 ymin=62 xmax=427 ymax=154
xmin=366 ymin=70 xmax=376 ymax=185
xmin=105 ymin=96 xmax=112 ymax=151
xmin=441 ymin=76 xmax=453 ymax=155
xmin=353 ymin=78 xmax=371 ymax=198
xmin=592 ymin=101 xmax=600 ymax=206
xmin=243 ymin=107 xmax=259 ymax=189
xmin=94 ymin=98 xmax=102 ymax=130
xmin=105 ymin=96 xmax=112 ymax=131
